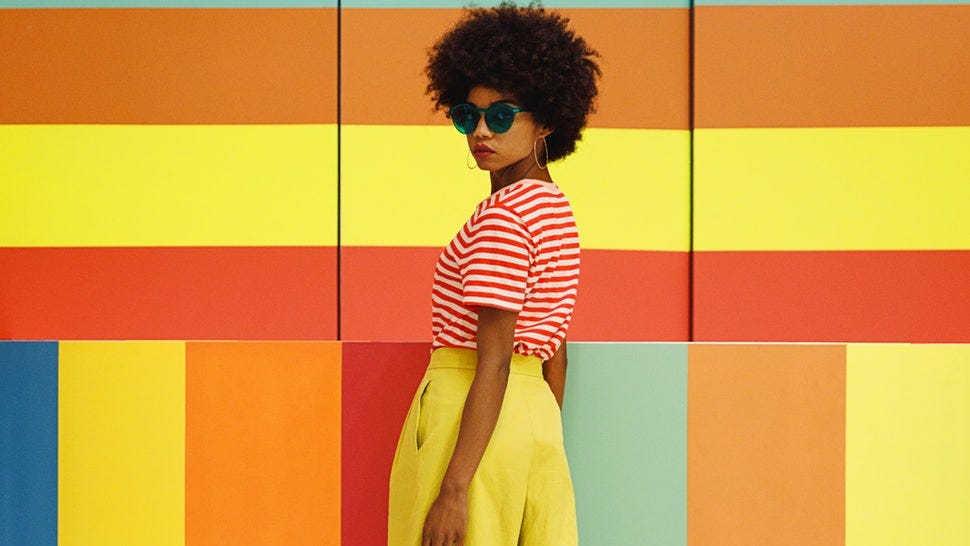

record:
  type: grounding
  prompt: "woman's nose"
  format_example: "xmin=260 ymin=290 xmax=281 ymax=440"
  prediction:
xmin=472 ymin=115 xmax=492 ymax=137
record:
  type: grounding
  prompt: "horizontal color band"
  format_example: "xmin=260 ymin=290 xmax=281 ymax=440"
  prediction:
xmin=341 ymin=8 xmax=689 ymax=129
xmin=341 ymin=126 xmax=691 ymax=251
xmin=0 ymin=9 xmax=336 ymax=124
xmin=0 ymin=125 xmax=338 ymax=247
xmin=340 ymin=247 xmax=690 ymax=341
xmin=0 ymin=247 xmax=338 ymax=340
xmin=695 ymin=5 xmax=970 ymax=127
xmin=693 ymin=127 xmax=970 ymax=251
xmin=693 ymin=250 xmax=970 ymax=342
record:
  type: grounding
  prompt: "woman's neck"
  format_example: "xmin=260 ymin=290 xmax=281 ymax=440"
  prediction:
xmin=489 ymin=156 xmax=553 ymax=194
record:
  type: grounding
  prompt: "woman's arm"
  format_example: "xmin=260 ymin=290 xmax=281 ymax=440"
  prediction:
xmin=421 ymin=305 xmax=518 ymax=546
xmin=542 ymin=339 xmax=568 ymax=409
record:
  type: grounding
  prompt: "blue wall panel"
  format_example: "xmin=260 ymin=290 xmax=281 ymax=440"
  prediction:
xmin=0 ymin=342 xmax=58 ymax=546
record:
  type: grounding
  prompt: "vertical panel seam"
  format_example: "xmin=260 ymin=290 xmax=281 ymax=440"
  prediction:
xmin=337 ymin=2 xmax=343 ymax=341
xmin=688 ymin=0 xmax=696 ymax=342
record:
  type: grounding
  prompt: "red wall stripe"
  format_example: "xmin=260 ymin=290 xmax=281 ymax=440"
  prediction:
xmin=340 ymin=247 xmax=689 ymax=342
xmin=694 ymin=250 xmax=970 ymax=342
xmin=0 ymin=9 xmax=337 ymax=124
xmin=0 ymin=247 xmax=337 ymax=340
xmin=695 ymin=5 xmax=970 ymax=128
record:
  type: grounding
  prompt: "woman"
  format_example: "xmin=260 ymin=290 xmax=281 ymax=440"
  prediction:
xmin=388 ymin=3 xmax=600 ymax=545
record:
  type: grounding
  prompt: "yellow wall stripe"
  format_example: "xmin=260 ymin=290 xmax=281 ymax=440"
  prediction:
xmin=846 ymin=344 xmax=970 ymax=546
xmin=695 ymin=126 xmax=970 ymax=251
xmin=341 ymin=125 xmax=690 ymax=251
xmin=1 ymin=125 xmax=337 ymax=247
xmin=58 ymin=341 xmax=185 ymax=546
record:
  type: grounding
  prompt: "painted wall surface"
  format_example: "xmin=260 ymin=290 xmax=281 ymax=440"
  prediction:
xmin=339 ymin=5 xmax=691 ymax=342
xmin=692 ymin=3 xmax=970 ymax=341
xmin=3 ymin=341 xmax=969 ymax=545
xmin=1 ymin=1 xmax=969 ymax=545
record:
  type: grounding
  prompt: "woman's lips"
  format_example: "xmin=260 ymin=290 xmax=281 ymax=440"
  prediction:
xmin=472 ymin=144 xmax=494 ymax=159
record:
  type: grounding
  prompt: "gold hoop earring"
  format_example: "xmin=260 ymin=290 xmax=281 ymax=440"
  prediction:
xmin=466 ymin=150 xmax=477 ymax=170
xmin=533 ymin=136 xmax=549 ymax=170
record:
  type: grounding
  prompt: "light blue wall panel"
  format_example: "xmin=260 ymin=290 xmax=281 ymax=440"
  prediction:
xmin=563 ymin=343 xmax=687 ymax=546
xmin=341 ymin=1 xmax=691 ymax=6
xmin=0 ymin=342 xmax=58 ymax=546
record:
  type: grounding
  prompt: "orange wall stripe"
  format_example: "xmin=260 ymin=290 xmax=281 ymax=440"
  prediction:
xmin=0 ymin=9 xmax=336 ymax=124
xmin=695 ymin=5 xmax=970 ymax=128
xmin=341 ymin=8 xmax=689 ymax=129
xmin=688 ymin=344 xmax=846 ymax=545
xmin=340 ymin=246 xmax=689 ymax=342
xmin=185 ymin=342 xmax=341 ymax=545
xmin=0 ymin=247 xmax=337 ymax=340
xmin=693 ymin=250 xmax=970 ymax=342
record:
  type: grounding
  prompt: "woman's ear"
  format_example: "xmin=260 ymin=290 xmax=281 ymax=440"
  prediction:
xmin=538 ymin=127 xmax=553 ymax=139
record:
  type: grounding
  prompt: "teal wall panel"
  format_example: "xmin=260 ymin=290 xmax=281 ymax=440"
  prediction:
xmin=563 ymin=343 xmax=688 ymax=545
xmin=0 ymin=342 xmax=58 ymax=546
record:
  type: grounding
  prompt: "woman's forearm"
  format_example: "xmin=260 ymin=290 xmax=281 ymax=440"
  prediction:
xmin=438 ymin=306 xmax=518 ymax=494
xmin=438 ymin=362 xmax=509 ymax=493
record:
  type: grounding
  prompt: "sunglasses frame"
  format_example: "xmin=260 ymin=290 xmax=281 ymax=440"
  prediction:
xmin=449 ymin=102 xmax=529 ymax=135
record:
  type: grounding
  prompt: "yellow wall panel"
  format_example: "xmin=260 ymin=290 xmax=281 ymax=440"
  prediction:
xmin=846 ymin=344 xmax=970 ymax=546
xmin=58 ymin=342 xmax=185 ymax=546
xmin=0 ymin=125 xmax=337 ymax=247
xmin=341 ymin=125 xmax=689 ymax=251
xmin=695 ymin=127 xmax=970 ymax=251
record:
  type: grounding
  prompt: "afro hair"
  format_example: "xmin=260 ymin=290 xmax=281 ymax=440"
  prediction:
xmin=425 ymin=1 xmax=601 ymax=162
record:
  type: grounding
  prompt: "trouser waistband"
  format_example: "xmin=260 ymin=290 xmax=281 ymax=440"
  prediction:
xmin=429 ymin=347 xmax=543 ymax=378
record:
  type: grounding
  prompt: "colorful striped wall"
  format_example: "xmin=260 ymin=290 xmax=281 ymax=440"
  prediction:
xmin=692 ymin=2 xmax=970 ymax=342
xmin=2 ymin=0 xmax=968 ymax=545
xmin=3 ymin=341 xmax=968 ymax=544
xmin=3 ymin=2 xmax=966 ymax=342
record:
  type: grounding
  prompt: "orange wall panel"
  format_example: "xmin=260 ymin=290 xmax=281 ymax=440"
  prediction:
xmin=687 ymin=344 xmax=846 ymax=545
xmin=185 ymin=342 xmax=341 ymax=545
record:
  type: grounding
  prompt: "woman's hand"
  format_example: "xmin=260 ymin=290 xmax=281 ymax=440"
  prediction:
xmin=422 ymin=485 xmax=469 ymax=546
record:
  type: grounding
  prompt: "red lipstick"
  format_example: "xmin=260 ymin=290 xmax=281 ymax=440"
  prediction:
xmin=472 ymin=144 xmax=494 ymax=159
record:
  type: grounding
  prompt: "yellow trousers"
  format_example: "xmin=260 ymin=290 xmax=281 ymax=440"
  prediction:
xmin=388 ymin=348 xmax=578 ymax=545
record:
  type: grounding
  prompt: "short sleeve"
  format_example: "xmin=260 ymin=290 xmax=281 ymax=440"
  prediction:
xmin=460 ymin=204 xmax=532 ymax=313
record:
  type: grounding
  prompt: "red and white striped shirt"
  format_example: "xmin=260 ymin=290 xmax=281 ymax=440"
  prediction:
xmin=431 ymin=179 xmax=580 ymax=361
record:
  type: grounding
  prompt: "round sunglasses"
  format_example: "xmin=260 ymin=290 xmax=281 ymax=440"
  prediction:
xmin=449 ymin=102 xmax=529 ymax=135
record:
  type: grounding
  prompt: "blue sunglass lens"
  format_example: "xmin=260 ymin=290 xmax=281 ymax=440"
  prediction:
xmin=450 ymin=103 xmax=522 ymax=134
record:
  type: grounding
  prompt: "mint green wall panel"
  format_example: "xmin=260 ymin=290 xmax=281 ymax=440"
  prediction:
xmin=563 ymin=343 xmax=687 ymax=545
